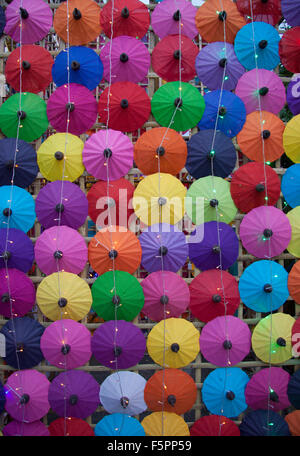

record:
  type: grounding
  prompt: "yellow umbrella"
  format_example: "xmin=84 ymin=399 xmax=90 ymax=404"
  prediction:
xmin=141 ymin=412 xmax=190 ymax=437
xmin=36 ymin=271 xmax=92 ymax=321
xmin=283 ymin=115 xmax=300 ymax=163
xmin=252 ymin=313 xmax=295 ymax=365
xmin=147 ymin=317 xmax=200 ymax=368
xmin=37 ymin=133 xmax=85 ymax=182
xmin=132 ymin=173 xmax=186 ymax=226
xmin=287 ymin=206 xmax=300 ymax=257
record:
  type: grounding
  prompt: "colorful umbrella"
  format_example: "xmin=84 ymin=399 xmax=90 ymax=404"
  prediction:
xmin=151 ymin=0 xmax=198 ymax=39
xmin=34 ymin=225 xmax=88 ymax=276
xmin=3 ymin=420 xmax=50 ymax=437
xmin=0 ymin=7 xmax=5 ymax=37
xmin=91 ymin=270 xmax=144 ymax=322
xmin=279 ymin=26 xmax=300 ymax=74
xmin=0 ymin=228 xmax=34 ymax=273
xmin=141 ymin=270 xmax=190 ymax=322
xmin=98 ymin=81 xmax=151 ymax=132
xmin=48 ymin=370 xmax=100 ymax=419
xmin=201 ymin=367 xmax=249 ymax=418
xmin=230 ymin=162 xmax=281 ymax=214
xmin=141 ymin=411 xmax=190 ymax=436
xmin=144 ymin=368 xmax=197 ymax=415
xmin=236 ymin=0 xmax=281 ymax=25
xmin=49 ymin=417 xmax=94 ymax=437
xmin=95 ymin=414 xmax=145 ymax=437
xmin=287 ymin=369 xmax=300 ymax=409
xmin=239 ymin=410 xmax=291 ymax=436
xmin=0 ymin=268 xmax=35 ymax=318
xmin=0 ymin=381 xmax=5 ymax=415
xmin=287 ymin=74 xmax=300 ymax=116
xmin=0 ymin=185 xmax=36 ymax=233
xmin=4 ymin=369 xmax=50 ymax=423
xmin=286 ymin=206 xmax=300 ymax=257
xmin=189 ymin=269 xmax=240 ymax=323
xmin=100 ymin=371 xmax=147 ymax=416
xmin=36 ymin=271 xmax=92 ymax=321
xmin=281 ymin=0 xmax=300 ymax=26
xmin=190 ymin=415 xmax=240 ymax=436
xmin=91 ymin=319 xmax=146 ymax=369
xmin=288 ymin=261 xmax=300 ymax=305
xmin=147 ymin=317 xmax=200 ymax=368
xmin=292 ymin=318 xmax=300 ymax=357
xmin=151 ymin=81 xmax=205 ymax=132
xmin=283 ymin=114 xmax=300 ymax=163
xmin=37 ymin=133 xmax=84 ymax=182
xmin=139 ymin=223 xmax=188 ymax=273
xmin=40 ymin=319 xmax=91 ymax=370
xmin=4 ymin=0 xmax=52 ymax=44
xmin=285 ymin=411 xmax=300 ymax=436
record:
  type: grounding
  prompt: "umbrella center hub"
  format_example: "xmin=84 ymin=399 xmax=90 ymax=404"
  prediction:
xmin=55 ymin=151 xmax=64 ymax=161
xmin=69 ymin=394 xmax=78 ymax=405
xmin=259 ymin=86 xmax=269 ymax=96
xmin=55 ymin=203 xmax=65 ymax=213
xmin=261 ymin=0 xmax=269 ymax=3
xmin=158 ymin=197 xmax=167 ymax=206
xmin=112 ymin=295 xmax=121 ymax=306
xmin=159 ymin=245 xmax=168 ymax=256
xmin=269 ymin=388 xmax=279 ymax=402
xmin=120 ymin=53 xmax=129 ymax=63
xmin=167 ymin=394 xmax=177 ymax=406
xmin=212 ymin=245 xmax=221 ymax=254
xmin=263 ymin=283 xmax=273 ymax=293
xmin=156 ymin=146 xmax=165 ymax=157
xmin=71 ymin=60 xmax=80 ymax=71
xmin=66 ymin=102 xmax=75 ymax=112
xmin=174 ymin=97 xmax=183 ymax=108
xmin=171 ymin=342 xmax=180 ymax=353
xmin=22 ymin=60 xmax=31 ymax=70
xmin=226 ymin=390 xmax=235 ymax=400
xmin=61 ymin=344 xmax=71 ymax=355
xmin=173 ymin=9 xmax=181 ymax=21
xmin=103 ymin=148 xmax=112 ymax=159
xmin=223 ymin=340 xmax=232 ymax=350
xmin=19 ymin=7 xmax=29 ymax=19
xmin=58 ymin=297 xmax=68 ymax=308
xmin=218 ymin=58 xmax=227 ymax=68
xmin=218 ymin=11 xmax=227 ymax=21
xmin=108 ymin=249 xmax=118 ymax=259
xmin=173 ymin=50 xmax=181 ymax=60
xmin=1 ymin=293 xmax=10 ymax=303
xmin=256 ymin=183 xmax=265 ymax=192
xmin=121 ymin=7 xmax=130 ymax=18
xmin=5 ymin=160 xmax=14 ymax=169
xmin=3 ymin=208 xmax=12 ymax=217
xmin=2 ymin=251 xmax=11 ymax=261
xmin=114 ymin=345 xmax=122 ymax=357
xmin=73 ymin=8 xmax=82 ymax=20
xmin=212 ymin=294 xmax=222 ymax=303
xmin=263 ymin=228 xmax=273 ymax=239
xmin=120 ymin=396 xmax=130 ymax=408
xmin=54 ymin=250 xmax=63 ymax=260
xmin=209 ymin=198 xmax=219 ymax=208
xmin=16 ymin=343 xmax=24 ymax=352
xmin=20 ymin=393 xmax=30 ymax=405
xmin=276 ymin=337 xmax=286 ymax=347
xmin=259 ymin=40 xmax=268 ymax=49
xmin=207 ymin=150 xmax=216 ymax=160
xmin=219 ymin=106 xmax=227 ymax=117
xmin=17 ymin=110 xmax=26 ymax=120
xmin=120 ymin=99 xmax=129 ymax=109
xmin=160 ymin=295 xmax=169 ymax=305
xmin=262 ymin=129 xmax=271 ymax=139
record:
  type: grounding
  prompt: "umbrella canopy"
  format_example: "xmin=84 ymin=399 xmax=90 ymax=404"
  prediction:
xmin=3 ymin=420 xmax=50 ymax=437
xmin=0 ymin=185 xmax=36 ymax=233
xmin=0 ymin=228 xmax=34 ymax=273
xmin=141 ymin=411 xmax=190 ymax=436
xmin=49 ymin=417 xmax=94 ymax=437
xmin=281 ymin=0 xmax=300 ymax=26
xmin=286 ymin=206 xmax=300 ymax=257
xmin=141 ymin=270 xmax=190 ymax=322
xmin=287 ymin=74 xmax=300 ymax=116
xmin=100 ymin=371 xmax=147 ymax=416
xmin=0 ymin=381 xmax=5 ymax=415
xmin=239 ymin=409 xmax=291 ymax=436
xmin=283 ymin=114 xmax=300 ymax=163
xmin=34 ymin=225 xmax=88 ymax=276
xmin=0 ymin=92 xmax=48 ymax=143
xmin=151 ymin=0 xmax=198 ymax=39
xmin=4 ymin=0 xmax=52 ymax=44
xmin=91 ymin=319 xmax=146 ymax=370
xmin=53 ymin=0 xmax=102 ymax=46
xmin=279 ymin=26 xmax=300 ymax=74
xmin=189 ymin=269 xmax=240 ymax=323
xmin=91 ymin=270 xmax=144 ymax=322
xmin=202 ymin=367 xmax=249 ymax=418
xmin=292 ymin=318 xmax=300 ymax=356
xmin=48 ymin=370 xmax=100 ymax=419
xmin=288 ymin=261 xmax=300 ymax=305
xmin=4 ymin=369 xmax=50 ymax=423
xmin=151 ymin=81 xmax=205 ymax=132
xmin=5 ymin=44 xmax=53 ymax=94
xmin=98 ymin=81 xmax=151 ymax=133
xmin=147 ymin=317 xmax=200 ymax=368
xmin=95 ymin=414 xmax=145 ymax=437
xmin=144 ymin=368 xmax=197 ymax=415
xmin=236 ymin=0 xmax=281 ymax=25
xmin=230 ymin=162 xmax=281 ymax=214
xmin=287 ymin=369 xmax=300 ymax=409
xmin=190 ymin=415 xmax=240 ymax=436
xmin=285 ymin=411 xmax=300 ymax=436
xmin=40 ymin=319 xmax=91 ymax=370
xmin=36 ymin=271 xmax=92 ymax=321
xmin=0 ymin=7 xmax=5 ymax=37
xmin=0 ymin=138 xmax=38 ymax=189
xmin=0 ymin=268 xmax=35 ymax=318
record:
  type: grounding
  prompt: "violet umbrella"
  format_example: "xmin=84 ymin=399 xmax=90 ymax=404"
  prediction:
xmin=151 ymin=0 xmax=198 ymax=39
xmin=281 ymin=0 xmax=300 ymax=27
xmin=2 ymin=420 xmax=50 ymax=436
xmin=0 ymin=268 xmax=35 ymax=318
xmin=82 ymin=129 xmax=133 ymax=181
xmin=239 ymin=206 xmax=292 ymax=259
xmin=91 ymin=320 xmax=146 ymax=370
xmin=0 ymin=227 xmax=34 ymax=273
xmin=287 ymin=74 xmax=300 ymax=116
xmin=48 ymin=370 xmax=100 ymax=419
xmin=141 ymin=270 xmax=190 ymax=322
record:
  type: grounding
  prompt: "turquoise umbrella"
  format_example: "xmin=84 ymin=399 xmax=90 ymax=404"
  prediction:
xmin=0 ymin=185 xmax=36 ymax=233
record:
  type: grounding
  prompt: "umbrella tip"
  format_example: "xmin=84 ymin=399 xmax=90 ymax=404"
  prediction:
xmin=255 ymin=183 xmax=265 ymax=192
xmin=120 ymin=53 xmax=129 ymax=63
xmin=167 ymin=394 xmax=177 ymax=406
xmin=73 ymin=8 xmax=82 ymax=20
xmin=55 ymin=203 xmax=65 ymax=213
xmin=218 ymin=58 xmax=227 ymax=68
xmin=174 ymin=97 xmax=183 ymax=108
xmin=58 ymin=297 xmax=68 ymax=308
xmin=276 ymin=337 xmax=286 ymax=347
xmin=54 ymin=151 xmax=64 ymax=161
xmin=120 ymin=99 xmax=129 ymax=109
xmin=173 ymin=10 xmax=181 ymax=21
xmin=71 ymin=60 xmax=80 ymax=71
xmin=212 ymin=294 xmax=222 ymax=303
xmin=121 ymin=7 xmax=130 ymax=18
xmin=19 ymin=7 xmax=29 ymax=19
xmin=108 ymin=249 xmax=118 ymax=259
xmin=112 ymin=295 xmax=121 ymax=306
xmin=158 ymin=245 xmax=168 ymax=256
xmin=1 ymin=293 xmax=10 ymax=303
xmin=209 ymin=198 xmax=219 ymax=208
xmin=61 ymin=344 xmax=71 ymax=355
xmin=2 ymin=250 xmax=11 ymax=261
xmin=66 ymin=102 xmax=75 ymax=112
xmin=173 ymin=50 xmax=181 ymax=60
xmin=114 ymin=345 xmax=122 ymax=357
xmin=259 ymin=86 xmax=269 ymax=96
xmin=103 ymin=148 xmax=113 ymax=159
xmin=160 ymin=295 xmax=169 ymax=305
xmin=54 ymin=250 xmax=63 ymax=260
xmin=218 ymin=11 xmax=227 ymax=21
xmin=258 ymin=40 xmax=268 ymax=49
xmin=223 ymin=340 xmax=232 ymax=350
xmin=69 ymin=394 xmax=78 ymax=405
xmin=17 ymin=110 xmax=26 ymax=120
xmin=262 ymin=130 xmax=271 ymax=140
xmin=225 ymin=391 xmax=235 ymax=401
xmin=171 ymin=342 xmax=180 ymax=353
xmin=2 ymin=208 xmax=12 ymax=217
xmin=263 ymin=228 xmax=273 ymax=239
xmin=19 ymin=393 xmax=30 ymax=405
xmin=22 ymin=60 xmax=31 ymax=70
xmin=120 ymin=396 xmax=130 ymax=408
xmin=263 ymin=283 xmax=273 ymax=293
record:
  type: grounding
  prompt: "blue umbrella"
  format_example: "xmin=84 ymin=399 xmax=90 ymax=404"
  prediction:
xmin=0 ymin=380 xmax=5 ymax=414
xmin=201 ymin=367 xmax=249 ymax=418
xmin=0 ymin=138 xmax=38 ymax=189
xmin=198 ymin=90 xmax=246 ymax=138
xmin=287 ymin=369 xmax=300 ymax=409
xmin=239 ymin=410 xmax=291 ymax=436
xmin=281 ymin=164 xmax=300 ymax=208
xmin=0 ymin=185 xmax=36 ymax=233
xmin=234 ymin=22 xmax=280 ymax=70
xmin=0 ymin=7 xmax=5 ymax=37
xmin=52 ymin=46 xmax=103 ymax=91
xmin=238 ymin=260 xmax=289 ymax=313
xmin=0 ymin=228 xmax=34 ymax=273
xmin=94 ymin=414 xmax=145 ymax=437
xmin=185 ymin=130 xmax=237 ymax=179
xmin=0 ymin=316 xmax=45 ymax=370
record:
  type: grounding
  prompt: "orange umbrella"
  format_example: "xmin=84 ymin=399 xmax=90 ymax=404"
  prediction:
xmin=236 ymin=110 xmax=285 ymax=163
xmin=195 ymin=0 xmax=246 ymax=44
xmin=144 ymin=368 xmax=197 ymax=415
xmin=88 ymin=226 xmax=142 ymax=275
xmin=133 ymin=127 xmax=187 ymax=176
xmin=53 ymin=0 xmax=102 ymax=46
xmin=288 ymin=261 xmax=300 ymax=305
xmin=285 ymin=410 xmax=300 ymax=436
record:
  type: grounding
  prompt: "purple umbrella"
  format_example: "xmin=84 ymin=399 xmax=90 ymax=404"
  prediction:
xmin=0 ymin=227 xmax=34 ymax=273
xmin=281 ymin=0 xmax=300 ymax=27
xmin=151 ymin=0 xmax=198 ymax=39
xmin=287 ymin=74 xmax=300 ymax=116
xmin=91 ymin=320 xmax=146 ymax=370
xmin=0 ymin=268 xmax=35 ymax=318
xmin=35 ymin=181 xmax=88 ymax=230
xmin=2 ymin=420 xmax=50 ymax=436
xmin=48 ymin=370 xmax=100 ymax=419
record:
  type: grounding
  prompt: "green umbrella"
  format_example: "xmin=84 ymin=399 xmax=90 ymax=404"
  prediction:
xmin=91 ymin=271 xmax=144 ymax=322
xmin=151 ymin=81 xmax=205 ymax=132
xmin=185 ymin=176 xmax=237 ymax=225
xmin=0 ymin=92 xmax=48 ymax=142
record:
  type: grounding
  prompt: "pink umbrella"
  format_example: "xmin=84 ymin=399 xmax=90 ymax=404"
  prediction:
xmin=34 ymin=225 xmax=87 ymax=276
xmin=100 ymin=35 xmax=150 ymax=84
xmin=82 ymin=129 xmax=133 ymax=181
xmin=3 ymin=420 xmax=50 ymax=436
xmin=141 ymin=270 xmax=190 ymax=322
xmin=0 ymin=268 xmax=35 ymax=318
xmin=47 ymin=83 xmax=98 ymax=136
xmin=40 ymin=319 xmax=92 ymax=370
xmin=235 ymin=69 xmax=286 ymax=115
xmin=4 ymin=369 xmax=50 ymax=423
xmin=239 ymin=206 xmax=292 ymax=259
xmin=200 ymin=316 xmax=252 ymax=367
xmin=151 ymin=0 xmax=198 ymax=39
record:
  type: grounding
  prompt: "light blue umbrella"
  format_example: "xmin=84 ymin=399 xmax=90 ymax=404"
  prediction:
xmin=281 ymin=164 xmax=300 ymax=208
xmin=0 ymin=185 xmax=36 ymax=233
xmin=238 ymin=260 xmax=289 ymax=313
xmin=95 ymin=413 xmax=145 ymax=436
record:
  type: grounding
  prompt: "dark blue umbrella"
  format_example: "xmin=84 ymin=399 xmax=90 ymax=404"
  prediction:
xmin=239 ymin=410 xmax=291 ymax=436
xmin=0 ymin=316 xmax=45 ymax=370
xmin=0 ymin=228 xmax=34 ymax=273
xmin=287 ymin=369 xmax=300 ymax=409
xmin=0 ymin=138 xmax=38 ymax=188
xmin=0 ymin=380 xmax=5 ymax=414
xmin=185 ymin=130 xmax=237 ymax=179
xmin=0 ymin=7 xmax=5 ymax=37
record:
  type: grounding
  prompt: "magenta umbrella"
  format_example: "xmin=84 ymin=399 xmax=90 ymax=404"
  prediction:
xmin=151 ymin=0 xmax=198 ymax=39
xmin=4 ymin=369 xmax=50 ymax=423
xmin=3 ymin=419 xmax=50 ymax=436
xmin=239 ymin=206 xmax=292 ymax=259
xmin=47 ymin=83 xmax=98 ymax=136
xmin=235 ymin=68 xmax=286 ymax=115
xmin=200 ymin=315 xmax=251 ymax=367
xmin=100 ymin=35 xmax=150 ymax=84
xmin=82 ymin=129 xmax=133 ymax=181
xmin=141 ymin=270 xmax=190 ymax=322
xmin=0 ymin=268 xmax=35 ymax=318
xmin=34 ymin=225 xmax=88 ymax=276
xmin=40 ymin=319 xmax=92 ymax=370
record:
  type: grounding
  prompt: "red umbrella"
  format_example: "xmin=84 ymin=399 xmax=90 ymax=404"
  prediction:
xmin=190 ymin=415 xmax=240 ymax=436
xmin=236 ymin=0 xmax=282 ymax=26
xmin=279 ymin=26 xmax=300 ymax=74
xmin=151 ymin=34 xmax=198 ymax=83
xmin=98 ymin=81 xmax=151 ymax=132
xmin=49 ymin=417 xmax=94 ymax=436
